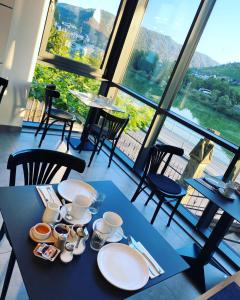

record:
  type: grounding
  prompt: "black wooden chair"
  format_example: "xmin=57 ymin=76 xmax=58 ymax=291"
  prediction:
xmin=131 ymin=144 xmax=186 ymax=226
xmin=35 ymin=84 xmax=76 ymax=150
xmin=0 ymin=77 xmax=8 ymax=103
xmin=84 ymin=110 xmax=129 ymax=168
xmin=0 ymin=149 xmax=86 ymax=299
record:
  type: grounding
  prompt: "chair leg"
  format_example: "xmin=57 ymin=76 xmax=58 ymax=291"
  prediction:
xmin=66 ymin=121 xmax=73 ymax=151
xmin=1 ymin=250 xmax=16 ymax=300
xmin=108 ymin=142 xmax=117 ymax=168
xmin=151 ymin=200 xmax=163 ymax=224
xmin=167 ymin=197 xmax=182 ymax=227
xmin=35 ymin=114 xmax=46 ymax=137
xmin=38 ymin=116 xmax=50 ymax=148
xmin=61 ymin=122 xmax=66 ymax=141
xmin=0 ymin=223 xmax=5 ymax=241
xmin=144 ymin=191 xmax=154 ymax=206
xmin=88 ymin=139 xmax=100 ymax=167
xmin=131 ymin=178 xmax=145 ymax=203
xmin=97 ymin=139 xmax=105 ymax=155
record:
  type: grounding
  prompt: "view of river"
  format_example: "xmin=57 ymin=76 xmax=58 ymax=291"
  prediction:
xmin=171 ymin=97 xmax=239 ymax=165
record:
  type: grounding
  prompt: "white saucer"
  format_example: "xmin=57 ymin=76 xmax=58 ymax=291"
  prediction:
xmin=92 ymin=218 xmax=124 ymax=243
xmin=204 ymin=175 xmax=225 ymax=189
xmin=61 ymin=203 xmax=92 ymax=225
xmin=218 ymin=188 xmax=235 ymax=200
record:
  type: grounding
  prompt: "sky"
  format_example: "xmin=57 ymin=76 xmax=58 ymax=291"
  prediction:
xmin=58 ymin=0 xmax=240 ymax=64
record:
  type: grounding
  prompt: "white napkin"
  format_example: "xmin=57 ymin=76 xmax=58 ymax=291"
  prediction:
xmin=136 ymin=242 xmax=165 ymax=278
xmin=36 ymin=185 xmax=62 ymax=207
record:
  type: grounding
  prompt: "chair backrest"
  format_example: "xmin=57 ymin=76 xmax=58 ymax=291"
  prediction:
xmin=99 ymin=110 xmax=129 ymax=140
xmin=0 ymin=77 xmax=8 ymax=103
xmin=44 ymin=84 xmax=60 ymax=113
xmin=7 ymin=149 xmax=86 ymax=186
xmin=145 ymin=144 xmax=184 ymax=177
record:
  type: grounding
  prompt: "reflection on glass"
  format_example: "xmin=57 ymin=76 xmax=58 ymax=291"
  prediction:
xmin=47 ymin=0 xmax=120 ymax=67
xmin=114 ymin=91 xmax=154 ymax=161
xmin=171 ymin=0 xmax=240 ymax=147
xmin=122 ymin=0 xmax=200 ymax=102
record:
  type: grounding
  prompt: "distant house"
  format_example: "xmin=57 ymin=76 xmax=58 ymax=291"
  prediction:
xmin=198 ymin=88 xmax=212 ymax=95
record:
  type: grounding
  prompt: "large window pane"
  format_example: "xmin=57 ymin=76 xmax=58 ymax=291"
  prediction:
xmin=171 ymin=0 xmax=240 ymax=146
xmin=122 ymin=0 xmax=200 ymax=103
xmin=46 ymin=0 xmax=120 ymax=68
xmin=114 ymin=90 xmax=155 ymax=161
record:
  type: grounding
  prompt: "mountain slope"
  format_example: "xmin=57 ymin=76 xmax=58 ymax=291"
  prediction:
xmin=56 ymin=3 xmax=218 ymax=68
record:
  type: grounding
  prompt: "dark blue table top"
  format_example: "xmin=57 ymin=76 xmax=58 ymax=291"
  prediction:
xmin=186 ymin=178 xmax=240 ymax=222
xmin=0 ymin=181 xmax=188 ymax=300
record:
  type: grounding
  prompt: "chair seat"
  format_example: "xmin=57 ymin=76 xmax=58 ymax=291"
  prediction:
xmin=48 ymin=108 xmax=76 ymax=121
xmin=148 ymin=173 xmax=184 ymax=196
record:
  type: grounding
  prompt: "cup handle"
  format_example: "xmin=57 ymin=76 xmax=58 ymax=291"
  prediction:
xmin=56 ymin=211 xmax=62 ymax=222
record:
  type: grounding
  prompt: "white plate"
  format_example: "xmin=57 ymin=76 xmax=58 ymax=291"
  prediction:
xmin=97 ymin=243 xmax=149 ymax=291
xmin=61 ymin=204 xmax=92 ymax=225
xmin=58 ymin=179 xmax=97 ymax=202
xmin=218 ymin=188 xmax=236 ymax=200
xmin=204 ymin=175 xmax=225 ymax=189
xmin=92 ymin=219 xmax=124 ymax=243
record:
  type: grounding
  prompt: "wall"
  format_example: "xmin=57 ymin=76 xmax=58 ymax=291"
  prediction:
xmin=0 ymin=1 xmax=14 ymax=69
xmin=0 ymin=0 xmax=50 ymax=127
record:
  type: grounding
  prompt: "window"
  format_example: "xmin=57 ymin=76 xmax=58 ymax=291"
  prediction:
xmin=171 ymin=0 xmax=240 ymax=147
xmin=40 ymin=0 xmax=121 ymax=70
xmin=113 ymin=90 xmax=154 ymax=162
xmin=121 ymin=0 xmax=200 ymax=103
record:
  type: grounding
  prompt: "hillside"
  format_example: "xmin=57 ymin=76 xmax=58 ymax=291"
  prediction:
xmin=56 ymin=3 xmax=218 ymax=68
xmin=192 ymin=63 xmax=240 ymax=80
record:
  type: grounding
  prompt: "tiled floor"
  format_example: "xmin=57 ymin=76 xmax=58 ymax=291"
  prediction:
xmin=0 ymin=127 xmax=201 ymax=299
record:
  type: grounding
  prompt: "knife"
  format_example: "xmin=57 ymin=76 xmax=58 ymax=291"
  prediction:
xmin=128 ymin=236 xmax=162 ymax=274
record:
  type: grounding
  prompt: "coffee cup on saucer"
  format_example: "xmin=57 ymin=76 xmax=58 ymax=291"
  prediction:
xmin=102 ymin=211 xmax=123 ymax=236
xmin=222 ymin=181 xmax=236 ymax=197
xmin=32 ymin=223 xmax=51 ymax=240
xmin=53 ymin=223 xmax=70 ymax=239
xmin=70 ymin=195 xmax=92 ymax=220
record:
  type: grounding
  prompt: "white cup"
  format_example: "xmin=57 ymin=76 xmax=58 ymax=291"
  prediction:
xmin=42 ymin=202 xmax=61 ymax=224
xmin=102 ymin=211 xmax=123 ymax=236
xmin=223 ymin=182 xmax=235 ymax=197
xmin=70 ymin=195 xmax=92 ymax=220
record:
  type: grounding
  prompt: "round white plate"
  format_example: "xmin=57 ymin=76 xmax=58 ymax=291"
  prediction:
xmin=58 ymin=179 xmax=97 ymax=202
xmin=97 ymin=243 xmax=149 ymax=291
xmin=218 ymin=188 xmax=235 ymax=200
xmin=204 ymin=175 xmax=225 ymax=189
xmin=61 ymin=203 xmax=92 ymax=225
xmin=92 ymin=219 xmax=124 ymax=243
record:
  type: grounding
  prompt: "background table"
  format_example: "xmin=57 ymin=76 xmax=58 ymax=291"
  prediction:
xmin=179 ymin=178 xmax=240 ymax=291
xmin=0 ymin=181 xmax=188 ymax=300
xmin=69 ymin=91 xmax=124 ymax=151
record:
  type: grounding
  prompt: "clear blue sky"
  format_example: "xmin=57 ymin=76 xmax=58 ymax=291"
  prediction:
xmin=59 ymin=0 xmax=240 ymax=64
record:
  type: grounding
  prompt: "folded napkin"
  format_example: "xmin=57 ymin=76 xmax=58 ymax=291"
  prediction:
xmin=136 ymin=242 xmax=164 ymax=279
xmin=36 ymin=185 xmax=62 ymax=207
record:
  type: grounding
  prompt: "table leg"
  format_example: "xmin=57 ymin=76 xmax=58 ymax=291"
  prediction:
xmin=69 ymin=107 xmax=100 ymax=151
xmin=196 ymin=202 xmax=219 ymax=231
xmin=197 ymin=212 xmax=234 ymax=265
xmin=179 ymin=212 xmax=233 ymax=291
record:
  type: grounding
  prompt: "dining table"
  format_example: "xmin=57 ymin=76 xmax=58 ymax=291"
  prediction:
xmin=69 ymin=90 xmax=124 ymax=151
xmin=178 ymin=177 xmax=240 ymax=292
xmin=0 ymin=180 xmax=188 ymax=300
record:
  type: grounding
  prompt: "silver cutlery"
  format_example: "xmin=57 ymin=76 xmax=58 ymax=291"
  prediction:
xmin=127 ymin=236 xmax=162 ymax=275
